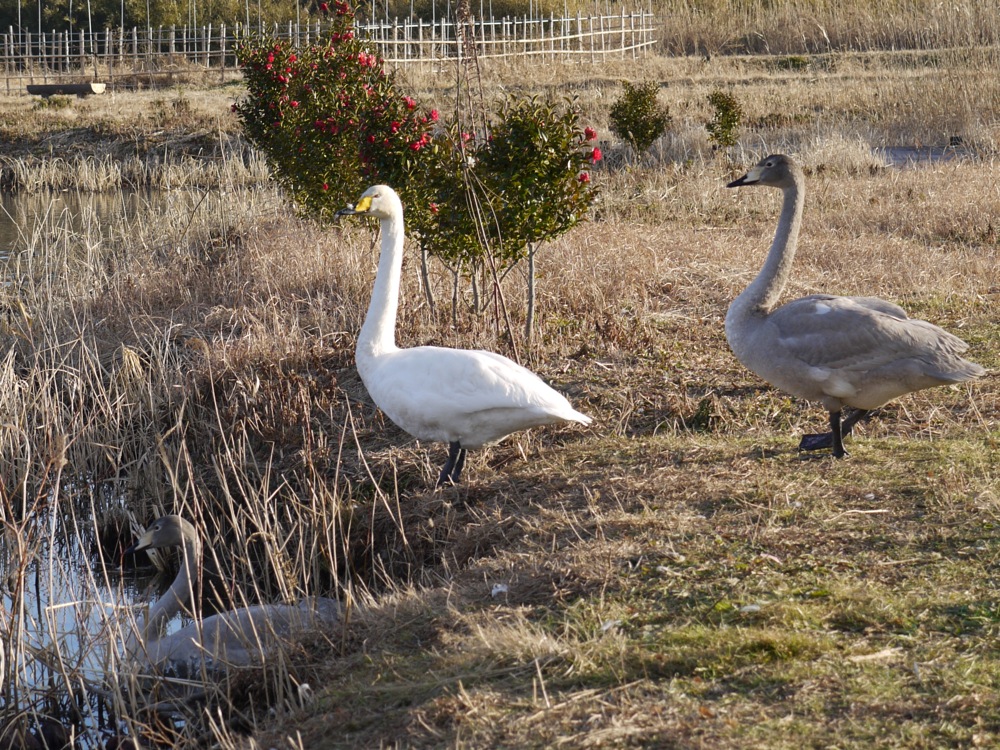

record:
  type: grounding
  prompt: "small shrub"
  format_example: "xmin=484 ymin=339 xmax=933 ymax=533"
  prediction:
xmin=34 ymin=95 xmax=71 ymax=110
xmin=706 ymin=90 xmax=743 ymax=149
xmin=774 ymin=55 xmax=810 ymax=71
xmin=609 ymin=80 xmax=671 ymax=156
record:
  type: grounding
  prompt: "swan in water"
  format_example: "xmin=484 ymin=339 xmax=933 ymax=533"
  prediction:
xmin=337 ymin=185 xmax=592 ymax=485
xmin=725 ymin=154 xmax=984 ymax=457
xmin=124 ymin=515 xmax=339 ymax=674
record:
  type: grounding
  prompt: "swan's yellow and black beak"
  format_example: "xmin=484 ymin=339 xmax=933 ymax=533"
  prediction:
xmin=335 ymin=195 xmax=373 ymax=218
xmin=727 ymin=164 xmax=762 ymax=188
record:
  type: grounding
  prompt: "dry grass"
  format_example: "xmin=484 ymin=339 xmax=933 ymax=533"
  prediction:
xmin=648 ymin=0 xmax=1000 ymax=56
xmin=0 ymin=38 xmax=999 ymax=749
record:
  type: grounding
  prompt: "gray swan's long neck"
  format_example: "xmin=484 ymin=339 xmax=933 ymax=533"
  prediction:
xmin=356 ymin=212 xmax=404 ymax=366
xmin=728 ymin=177 xmax=804 ymax=323
xmin=132 ymin=532 xmax=200 ymax=651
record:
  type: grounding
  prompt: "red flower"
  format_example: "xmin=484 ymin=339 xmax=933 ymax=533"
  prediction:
xmin=290 ymin=100 xmax=299 ymax=108
xmin=579 ymin=172 xmax=591 ymax=183
xmin=403 ymin=96 xmax=416 ymax=110
xmin=319 ymin=1 xmax=328 ymax=10
xmin=429 ymin=109 xmax=439 ymax=122
xmin=322 ymin=183 xmax=329 ymax=191
xmin=430 ymin=202 xmax=439 ymax=213
xmin=584 ymin=127 xmax=597 ymax=141
xmin=367 ymin=134 xmax=376 ymax=143
xmin=591 ymin=147 xmax=602 ymax=163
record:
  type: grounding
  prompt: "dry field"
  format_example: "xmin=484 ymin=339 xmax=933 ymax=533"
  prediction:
xmin=0 ymin=42 xmax=998 ymax=750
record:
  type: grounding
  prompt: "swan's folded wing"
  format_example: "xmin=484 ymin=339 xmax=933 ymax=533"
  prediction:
xmin=365 ymin=346 xmax=588 ymax=444
xmin=767 ymin=296 xmax=973 ymax=376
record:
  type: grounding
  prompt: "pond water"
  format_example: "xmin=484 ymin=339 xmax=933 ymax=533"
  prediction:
xmin=0 ymin=188 xmax=231 ymax=747
xmin=1 ymin=495 xmax=175 ymax=746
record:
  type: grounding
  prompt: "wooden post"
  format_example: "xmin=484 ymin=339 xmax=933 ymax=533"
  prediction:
xmin=403 ymin=18 xmax=410 ymax=66
xmin=619 ymin=8 xmax=625 ymax=59
xmin=550 ymin=13 xmax=555 ymax=60
xmin=629 ymin=11 xmax=635 ymax=59
xmin=219 ymin=23 xmax=227 ymax=81
xmin=417 ymin=19 xmax=423 ymax=72
xmin=104 ymin=28 xmax=111 ymax=86
xmin=439 ymin=17 xmax=446 ymax=65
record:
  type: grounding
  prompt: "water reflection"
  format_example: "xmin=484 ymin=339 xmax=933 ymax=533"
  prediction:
xmin=0 ymin=190 xmax=152 ymax=261
xmin=0 ymin=495 xmax=151 ymax=747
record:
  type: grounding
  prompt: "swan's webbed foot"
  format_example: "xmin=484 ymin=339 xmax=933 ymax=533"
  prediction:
xmin=798 ymin=432 xmax=834 ymax=452
xmin=436 ymin=441 xmax=467 ymax=487
xmin=798 ymin=409 xmax=874 ymax=458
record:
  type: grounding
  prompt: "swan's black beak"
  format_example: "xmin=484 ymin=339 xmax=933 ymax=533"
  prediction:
xmin=335 ymin=205 xmax=359 ymax=217
xmin=727 ymin=164 xmax=762 ymax=188
xmin=124 ymin=530 xmax=153 ymax=556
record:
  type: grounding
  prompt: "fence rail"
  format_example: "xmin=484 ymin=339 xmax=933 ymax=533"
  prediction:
xmin=0 ymin=10 xmax=655 ymax=89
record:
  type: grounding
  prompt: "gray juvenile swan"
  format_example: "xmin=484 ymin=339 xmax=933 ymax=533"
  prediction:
xmin=337 ymin=185 xmax=592 ymax=486
xmin=725 ymin=154 xmax=985 ymax=457
xmin=124 ymin=515 xmax=339 ymax=673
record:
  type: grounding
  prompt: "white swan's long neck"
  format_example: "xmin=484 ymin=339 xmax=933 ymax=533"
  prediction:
xmin=727 ymin=177 xmax=804 ymax=325
xmin=131 ymin=532 xmax=200 ymax=651
xmin=356 ymin=211 xmax=405 ymax=365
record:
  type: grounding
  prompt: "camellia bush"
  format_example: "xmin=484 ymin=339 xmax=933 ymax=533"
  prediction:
xmin=235 ymin=2 xmax=600 ymax=340
xmin=234 ymin=0 xmax=436 ymax=221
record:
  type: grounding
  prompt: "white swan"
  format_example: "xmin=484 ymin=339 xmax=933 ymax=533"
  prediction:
xmin=124 ymin=515 xmax=339 ymax=674
xmin=337 ymin=185 xmax=592 ymax=485
xmin=725 ymin=154 xmax=984 ymax=457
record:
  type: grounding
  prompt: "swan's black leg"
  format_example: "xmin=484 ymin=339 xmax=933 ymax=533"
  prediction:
xmin=829 ymin=410 xmax=847 ymax=458
xmin=799 ymin=408 xmax=874 ymax=454
xmin=841 ymin=409 xmax=873 ymax=437
xmin=437 ymin=441 xmax=464 ymax=487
